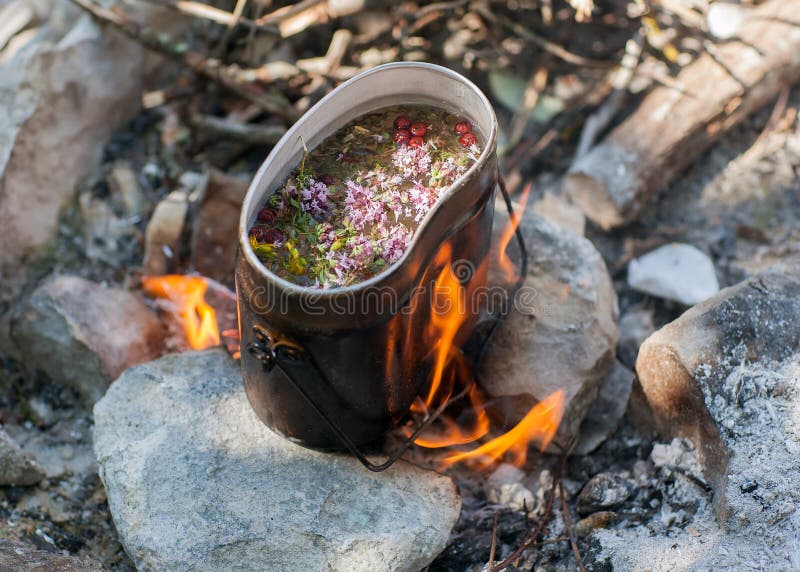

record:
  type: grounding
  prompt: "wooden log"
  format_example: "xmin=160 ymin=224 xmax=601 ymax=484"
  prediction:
xmin=563 ymin=0 xmax=800 ymax=230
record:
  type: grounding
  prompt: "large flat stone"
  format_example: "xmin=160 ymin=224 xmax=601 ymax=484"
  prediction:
xmin=94 ymin=349 xmax=461 ymax=572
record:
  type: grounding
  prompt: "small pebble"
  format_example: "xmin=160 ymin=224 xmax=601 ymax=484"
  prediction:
xmin=575 ymin=511 xmax=617 ymax=538
xmin=577 ymin=473 xmax=634 ymax=516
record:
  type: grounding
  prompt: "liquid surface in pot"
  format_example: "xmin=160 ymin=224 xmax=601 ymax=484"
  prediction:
xmin=248 ymin=104 xmax=482 ymax=288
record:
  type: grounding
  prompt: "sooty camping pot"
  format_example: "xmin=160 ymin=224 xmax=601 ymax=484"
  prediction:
xmin=236 ymin=62 xmax=499 ymax=452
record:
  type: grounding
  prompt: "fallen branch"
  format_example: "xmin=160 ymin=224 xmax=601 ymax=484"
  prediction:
xmin=69 ymin=0 xmax=296 ymax=121
xmin=564 ymin=0 xmax=800 ymax=229
xmin=138 ymin=0 xmax=279 ymax=33
xmin=191 ymin=114 xmax=286 ymax=145
xmin=474 ymin=6 xmax=613 ymax=68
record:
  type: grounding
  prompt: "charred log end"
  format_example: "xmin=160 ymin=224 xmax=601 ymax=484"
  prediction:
xmin=563 ymin=143 xmax=641 ymax=231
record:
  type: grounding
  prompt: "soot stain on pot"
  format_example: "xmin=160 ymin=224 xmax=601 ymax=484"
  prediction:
xmin=248 ymin=105 xmax=482 ymax=289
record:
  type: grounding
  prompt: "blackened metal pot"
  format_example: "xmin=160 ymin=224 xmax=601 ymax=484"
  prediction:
xmin=236 ymin=62 xmax=499 ymax=453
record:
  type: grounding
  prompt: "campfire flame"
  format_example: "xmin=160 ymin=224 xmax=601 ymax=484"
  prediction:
xmin=142 ymin=275 xmax=221 ymax=350
xmin=497 ymin=182 xmax=532 ymax=283
xmin=405 ymin=183 xmax=565 ymax=470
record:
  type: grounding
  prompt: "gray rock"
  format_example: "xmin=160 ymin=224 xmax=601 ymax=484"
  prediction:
xmin=574 ymin=361 xmax=635 ymax=455
xmin=636 ymin=270 xmax=800 ymax=520
xmin=12 ymin=275 xmax=165 ymax=403
xmin=0 ymin=539 xmax=104 ymax=571
xmin=628 ymin=243 xmax=720 ymax=305
xmin=94 ymin=349 xmax=460 ymax=572
xmin=0 ymin=428 xmax=45 ymax=486
xmin=617 ymin=305 xmax=656 ymax=369
xmin=0 ymin=4 xmax=145 ymax=302
xmin=530 ymin=191 xmax=586 ymax=236
xmin=481 ymin=202 xmax=619 ymax=447
xmin=576 ymin=473 xmax=634 ymax=516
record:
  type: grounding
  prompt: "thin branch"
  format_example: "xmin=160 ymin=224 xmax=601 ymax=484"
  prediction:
xmin=491 ymin=453 xmax=567 ymax=572
xmin=138 ymin=0 xmax=279 ymax=33
xmin=68 ymin=0 xmax=295 ymax=120
xmin=474 ymin=6 xmax=614 ymax=68
xmin=560 ymin=484 xmax=587 ymax=572
xmin=416 ymin=0 xmax=471 ymax=18
xmin=487 ymin=512 xmax=499 ymax=572
xmin=191 ymin=114 xmax=286 ymax=145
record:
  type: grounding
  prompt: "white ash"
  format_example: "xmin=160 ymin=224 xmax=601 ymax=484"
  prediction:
xmin=485 ymin=464 xmax=535 ymax=513
xmin=593 ymin=358 xmax=800 ymax=570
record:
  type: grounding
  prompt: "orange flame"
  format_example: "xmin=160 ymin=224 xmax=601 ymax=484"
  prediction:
xmin=440 ymin=390 xmax=565 ymax=469
xmin=405 ymin=184 xmax=565 ymax=471
xmin=142 ymin=275 xmax=221 ymax=350
xmin=423 ymin=243 xmax=469 ymax=407
xmin=497 ymin=182 xmax=532 ymax=283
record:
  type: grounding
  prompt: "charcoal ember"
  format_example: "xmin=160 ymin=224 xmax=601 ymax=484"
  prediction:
xmin=576 ymin=473 xmax=634 ymax=516
xmin=0 ymin=428 xmax=45 ymax=486
xmin=12 ymin=275 xmax=165 ymax=403
xmin=429 ymin=506 xmax=527 ymax=572
xmin=481 ymin=201 xmax=619 ymax=449
xmin=94 ymin=349 xmax=460 ymax=572
xmin=0 ymin=539 xmax=103 ymax=571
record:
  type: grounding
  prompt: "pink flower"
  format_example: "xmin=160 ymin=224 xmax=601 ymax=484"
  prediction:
xmin=380 ymin=224 xmax=412 ymax=264
xmin=392 ymin=144 xmax=432 ymax=179
xmin=344 ymin=179 xmax=387 ymax=230
xmin=408 ymin=181 xmax=439 ymax=222
xmin=300 ymin=179 xmax=331 ymax=220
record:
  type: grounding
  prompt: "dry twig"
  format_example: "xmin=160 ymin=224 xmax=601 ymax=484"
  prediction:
xmin=487 ymin=511 xmax=499 ymax=572
xmin=191 ymin=114 xmax=286 ymax=145
xmin=490 ymin=453 xmax=567 ymax=572
xmin=139 ymin=0 xmax=278 ymax=33
xmin=474 ymin=6 xmax=613 ymax=68
xmin=69 ymin=0 xmax=295 ymax=120
xmin=560 ymin=484 xmax=587 ymax=572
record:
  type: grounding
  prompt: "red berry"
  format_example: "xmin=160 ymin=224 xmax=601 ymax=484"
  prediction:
xmin=408 ymin=136 xmax=425 ymax=148
xmin=393 ymin=129 xmax=411 ymax=144
xmin=459 ymin=132 xmax=477 ymax=148
xmin=258 ymin=208 xmax=277 ymax=224
xmin=318 ymin=174 xmax=335 ymax=185
xmin=263 ymin=229 xmax=283 ymax=244
xmin=249 ymin=226 xmax=268 ymax=241
xmin=454 ymin=120 xmax=472 ymax=135
xmin=410 ymin=122 xmax=427 ymax=137
xmin=393 ymin=115 xmax=411 ymax=130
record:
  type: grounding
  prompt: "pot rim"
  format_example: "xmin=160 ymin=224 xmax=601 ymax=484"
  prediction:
xmin=239 ymin=61 xmax=498 ymax=296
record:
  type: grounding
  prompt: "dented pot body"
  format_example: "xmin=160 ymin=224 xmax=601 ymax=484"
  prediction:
xmin=236 ymin=62 xmax=498 ymax=450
